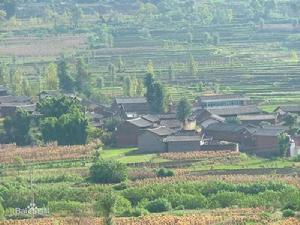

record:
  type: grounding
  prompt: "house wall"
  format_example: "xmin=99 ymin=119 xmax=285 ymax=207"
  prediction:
xmin=116 ymin=122 xmax=143 ymax=147
xmin=242 ymin=135 xmax=280 ymax=157
xmin=200 ymin=143 xmax=239 ymax=152
xmin=138 ymin=131 xmax=166 ymax=153
xmin=167 ymin=141 xmax=201 ymax=152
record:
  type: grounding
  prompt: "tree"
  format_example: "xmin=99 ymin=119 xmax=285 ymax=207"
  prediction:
xmin=90 ymin=159 xmax=128 ymax=184
xmin=146 ymin=60 xmax=154 ymax=74
xmin=188 ymin=54 xmax=197 ymax=76
xmin=4 ymin=109 xmax=32 ymax=146
xmin=10 ymin=68 xmax=22 ymax=95
xmin=57 ymin=56 xmax=74 ymax=93
xmin=108 ymin=63 xmax=115 ymax=85
xmin=168 ymin=64 xmax=174 ymax=81
xmin=136 ymin=79 xmax=144 ymax=96
xmin=176 ymin=97 xmax=192 ymax=123
xmin=94 ymin=190 xmax=117 ymax=225
xmin=283 ymin=113 xmax=298 ymax=134
xmin=37 ymin=96 xmax=89 ymax=145
xmin=75 ymin=58 xmax=90 ymax=96
xmin=151 ymin=82 xmax=167 ymax=113
xmin=56 ymin=109 xmax=88 ymax=145
xmin=123 ymin=76 xmax=133 ymax=96
xmin=44 ymin=63 xmax=59 ymax=90
xmin=117 ymin=56 xmax=124 ymax=72
xmin=40 ymin=117 xmax=58 ymax=143
xmin=278 ymin=132 xmax=290 ymax=157
xmin=97 ymin=77 xmax=104 ymax=89
xmin=144 ymin=73 xmax=167 ymax=113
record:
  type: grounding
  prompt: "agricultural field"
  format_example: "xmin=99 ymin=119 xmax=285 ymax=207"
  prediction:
xmin=1 ymin=144 xmax=300 ymax=224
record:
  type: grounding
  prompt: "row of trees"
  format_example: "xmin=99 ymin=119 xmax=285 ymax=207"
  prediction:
xmin=3 ymin=96 xmax=89 ymax=146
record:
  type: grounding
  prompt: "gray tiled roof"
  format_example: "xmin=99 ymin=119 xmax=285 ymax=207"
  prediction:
xmin=199 ymin=94 xmax=249 ymax=101
xmin=147 ymin=126 xmax=175 ymax=136
xmin=275 ymin=105 xmax=300 ymax=113
xmin=127 ymin=117 xmax=153 ymax=128
xmin=164 ymin=135 xmax=202 ymax=142
xmin=115 ymin=97 xmax=147 ymax=104
xmin=238 ymin=114 xmax=276 ymax=121
xmin=207 ymin=105 xmax=261 ymax=116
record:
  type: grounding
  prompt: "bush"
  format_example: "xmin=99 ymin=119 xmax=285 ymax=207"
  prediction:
xmin=48 ymin=201 xmax=86 ymax=216
xmin=122 ymin=208 xmax=149 ymax=217
xmin=146 ymin=198 xmax=172 ymax=213
xmin=90 ymin=159 xmax=128 ymax=184
xmin=156 ymin=168 xmax=174 ymax=177
xmin=282 ymin=209 xmax=295 ymax=218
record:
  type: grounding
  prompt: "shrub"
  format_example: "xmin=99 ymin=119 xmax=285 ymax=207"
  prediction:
xmin=282 ymin=209 xmax=295 ymax=218
xmin=48 ymin=201 xmax=86 ymax=216
xmin=146 ymin=198 xmax=172 ymax=213
xmin=209 ymin=191 xmax=245 ymax=208
xmin=156 ymin=168 xmax=174 ymax=177
xmin=90 ymin=159 xmax=128 ymax=184
xmin=114 ymin=195 xmax=132 ymax=216
xmin=122 ymin=208 xmax=149 ymax=217
xmin=113 ymin=182 xmax=128 ymax=191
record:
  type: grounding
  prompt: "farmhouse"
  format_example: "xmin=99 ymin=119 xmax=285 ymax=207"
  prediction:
xmin=193 ymin=109 xmax=225 ymax=128
xmin=204 ymin=122 xmax=295 ymax=156
xmin=275 ymin=105 xmax=300 ymax=116
xmin=237 ymin=114 xmax=277 ymax=125
xmin=163 ymin=135 xmax=203 ymax=152
xmin=116 ymin=117 xmax=154 ymax=147
xmin=206 ymin=105 xmax=261 ymax=118
xmin=138 ymin=126 xmax=175 ymax=153
xmin=112 ymin=97 xmax=149 ymax=118
xmin=197 ymin=94 xmax=252 ymax=108
xmin=0 ymin=103 xmax=36 ymax=117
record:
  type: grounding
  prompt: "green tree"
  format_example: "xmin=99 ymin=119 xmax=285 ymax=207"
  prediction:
xmin=176 ymin=97 xmax=192 ymax=123
xmin=136 ymin=79 xmax=144 ymax=96
xmin=144 ymin=73 xmax=167 ymax=113
xmin=44 ymin=63 xmax=59 ymax=90
xmin=90 ymin=159 xmax=128 ymax=184
xmin=278 ymin=132 xmax=290 ymax=157
xmin=10 ymin=68 xmax=23 ymax=95
xmin=188 ymin=54 xmax=197 ymax=76
xmin=97 ymin=77 xmax=104 ymax=89
xmin=37 ymin=96 xmax=89 ymax=145
xmin=117 ymin=56 xmax=124 ymax=72
xmin=56 ymin=109 xmax=88 ymax=145
xmin=146 ymin=60 xmax=154 ymax=74
xmin=94 ymin=190 xmax=117 ymax=225
xmin=75 ymin=58 xmax=90 ymax=96
xmin=108 ymin=63 xmax=115 ymax=85
xmin=283 ymin=113 xmax=298 ymax=135
xmin=40 ymin=117 xmax=58 ymax=143
xmin=57 ymin=55 xmax=74 ymax=93
xmin=4 ymin=109 xmax=32 ymax=146
xmin=123 ymin=76 xmax=133 ymax=97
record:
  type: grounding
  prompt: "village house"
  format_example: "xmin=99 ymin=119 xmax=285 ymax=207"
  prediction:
xmin=115 ymin=117 xmax=154 ymax=147
xmin=204 ymin=122 xmax=296 ymax=156
xmin=206 ymin=105 xmax=262 ymax=118
xmin=274 ymin=105 xmax=300 ymax=116
xmin=195 ymin=94 xmax=261 ymax=118
xmin=111 ymin=97 xmax=149 ymax=119
xmin=138 ymin=126 xmax=175 ymax=153
xmin=197 ymin=94 xmax=252 ymax=108
xmin=237 ymin=114 xmax=277 ymax=125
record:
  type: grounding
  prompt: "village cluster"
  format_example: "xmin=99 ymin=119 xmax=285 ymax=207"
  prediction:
xmin=2 ymin=82 xmax=297 ymax=157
